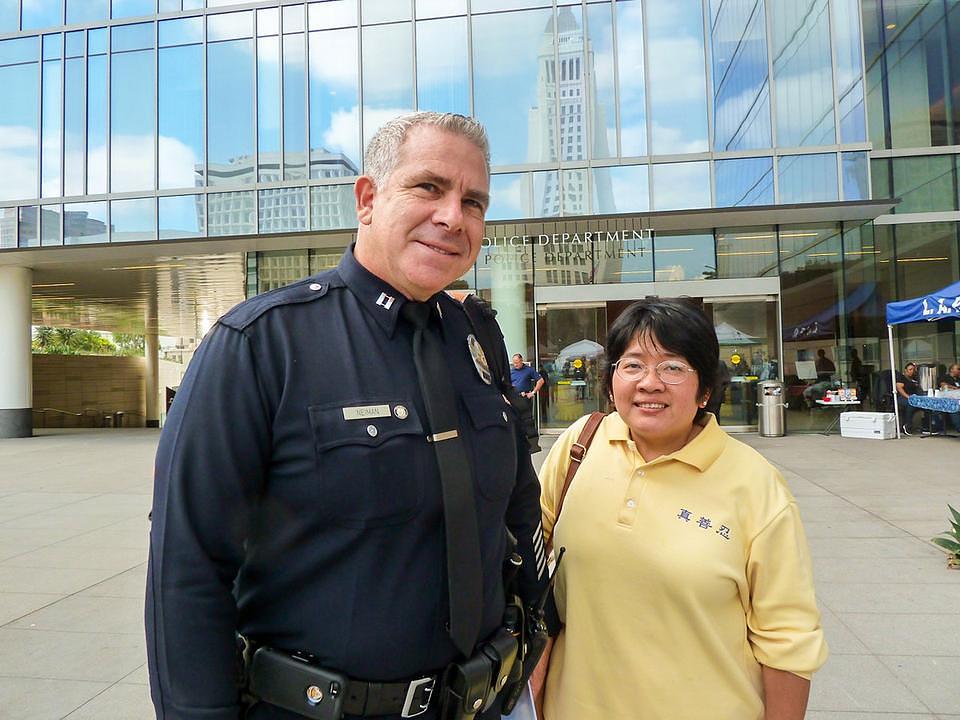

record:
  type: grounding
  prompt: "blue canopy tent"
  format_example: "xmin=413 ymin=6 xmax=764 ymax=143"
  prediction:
xmin=885 ymin=280 xmax=960 ymax=437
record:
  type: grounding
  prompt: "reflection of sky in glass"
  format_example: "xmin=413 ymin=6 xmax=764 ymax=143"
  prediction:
xmin=42 ymin=58 xmax=62 ymax=197
xmin=0 ymin=59 xmax=39 ymax=202
xmin=416 ymin=0 xmax=467 ymax=19
xmin=87 ymin=53 xmax=108 ymax=194
xmin=362 ymin=0 xmax=410 ymax=24
xmin=64 ymin=201 xmax=107 ymax=244
xmin=66 ymin=0 xmax=106 ymax=24
xmin=283 ymin=33 xmax=307 ymax=180
xmin=831 ymin=0 xmax=866 ymax=143
xmin=587 ymin=3 xmax=616 ymax=160
xmin=308 ymin=0 xmax=357 ymax=30
xmin=488 ymin=173 xmax=531 ymax=221
xmin=112 ymin=0 xmax=153 ymax=19
xmin=710 ymin=0 xmax=771 ymax=150
xmin=258 ymin=36 xmax=281 ymax=181
xmin=159 ymin=44 xmax=203 ymax=190
xmin=111 ymin=49 xmax=155 ymax=192
xmin=842 ymin=152 xmax=869 ymax=201
xmin=652 ymin=162 xmax=711 ymax=210
xmin=616 ymin=0 xmax=645 ymax=156
xmin=593 ymin=165 xmax=648 ymax=214
xmin=416 ymin=17 xmax=469 ymax=116
xmin=715 ymin=157 xmax=774 ymax=206
xmin=654 ymin=233 xmax=716 ymax=281
xmin=361 ymin=24 xmax=413 ymax=150
xmin=208 ymin=39 xmax=254 ymax=185
xmin=159 ymin=195 xmax=204 ymax=239
xmin=778 ymin=153 xmax=838 ymax=203
xmin=63 ymin=57 xmax=84 ymax=196
xmin=111 ymin=197 xmax=156 ymax=242
xmin=22 ymin=0 xmax=62 ymax=30
xmin=473 ymin=8 xmax=553 ymax=166
xmin=647 ymin=0 xmax=709 ymax=154
xmin=309 ymin=28 xmax=360 ymax=173
xmin=0 ymin=0 xmax=18 ymax=32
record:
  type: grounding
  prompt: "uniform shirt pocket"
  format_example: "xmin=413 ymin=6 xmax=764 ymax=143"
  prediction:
xmin=462 ymin=391 xmax=518 ymax=502
xmin=308 ymin=400 xmax=425 ymax=528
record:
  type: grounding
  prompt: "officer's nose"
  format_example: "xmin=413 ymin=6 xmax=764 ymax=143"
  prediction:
xmin=434 ymin=193 xmax=465 ymax=232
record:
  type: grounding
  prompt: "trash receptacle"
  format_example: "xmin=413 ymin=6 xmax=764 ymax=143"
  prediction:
xmin=113 ymin=411 xmax=124 ymax=428
xmin=756 ymin=380 xmax=786 ymax=437
xmin=102 ymin=413 xmax=113 ymax=428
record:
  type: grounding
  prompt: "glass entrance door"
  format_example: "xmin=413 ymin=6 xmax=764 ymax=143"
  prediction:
xmin=536 ymin=303 xmax=607 ymax=430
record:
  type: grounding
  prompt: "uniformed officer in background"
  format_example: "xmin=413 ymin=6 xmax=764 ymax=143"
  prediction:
xmin=146 ymin=112 xmax=549 ymax=719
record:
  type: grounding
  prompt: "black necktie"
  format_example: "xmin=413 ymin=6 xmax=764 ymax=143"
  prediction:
xmin=401 ymin=300 xmax=482 ymax=657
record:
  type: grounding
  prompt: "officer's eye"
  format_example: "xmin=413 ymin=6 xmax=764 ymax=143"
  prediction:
xmin=464 ymin=198 xmax=485 ymax=212
xmin=417 ymin=182 xmax=439 ymax=193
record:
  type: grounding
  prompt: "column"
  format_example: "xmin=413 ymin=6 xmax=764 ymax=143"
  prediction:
xmin=0 ymin=267 xmax=33 ymax=438
xmin=145 ymin=292 xmax=160 ymax=428
xmin=488 ymin=247 xmax=528 ymax=358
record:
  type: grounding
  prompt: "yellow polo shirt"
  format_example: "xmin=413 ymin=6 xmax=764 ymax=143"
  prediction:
xmin=540 ymin=413 xmax=827 ymax=720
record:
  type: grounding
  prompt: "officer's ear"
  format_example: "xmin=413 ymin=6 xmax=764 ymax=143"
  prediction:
xmin=355 ymin=175 xmax=376 ymax=226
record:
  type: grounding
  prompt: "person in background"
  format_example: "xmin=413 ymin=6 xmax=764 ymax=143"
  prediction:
xmin=511 ymin=352 xmax=544 ymax=453
xmin=815 ymin=348 xmax=836 ymax=380
xmin=938 ymin=363 xmax=960 ymax=432
xmin=896 ymin=361 xmax=922 ymax=435
xmin=536 ymin=298 xmax=827 ymax=720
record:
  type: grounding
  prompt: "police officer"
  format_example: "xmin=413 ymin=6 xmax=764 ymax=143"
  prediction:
xmin=146 ymin=112 xmax=548 ymax=719
xmin=509 ymin=354 xmax=543 ymax=452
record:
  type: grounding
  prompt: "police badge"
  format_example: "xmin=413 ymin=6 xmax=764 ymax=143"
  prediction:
xmin=466 ymin=334 xmax=493 ymax=385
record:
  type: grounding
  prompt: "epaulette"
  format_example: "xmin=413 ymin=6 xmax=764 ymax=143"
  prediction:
xmin=219 ymin=269 xmax=343 ymax=331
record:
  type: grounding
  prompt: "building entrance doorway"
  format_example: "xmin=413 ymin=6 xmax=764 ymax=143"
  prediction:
xmin=535 ymin=287 xmax=780 ymax=432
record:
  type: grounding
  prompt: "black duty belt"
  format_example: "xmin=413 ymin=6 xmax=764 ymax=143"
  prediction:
xmin=343 ymin=674 xmax=437 ymax=718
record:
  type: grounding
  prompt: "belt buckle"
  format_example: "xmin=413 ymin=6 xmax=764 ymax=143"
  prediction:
xmin=401 ymin=676 xmax=435 ymax=718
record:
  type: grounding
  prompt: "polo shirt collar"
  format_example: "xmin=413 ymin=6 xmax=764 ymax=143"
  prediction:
xmin=336 ymin=243 xmax=443 ymax=337
xmin=605 ymin=411 xmax=725 ymax=471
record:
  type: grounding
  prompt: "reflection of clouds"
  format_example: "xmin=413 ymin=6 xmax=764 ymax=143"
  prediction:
xmin=472 ymin=8 xmax=552 ymax=77
xmin=0 ymin=125 xmax=38 ymax=201
xmin=159 ymin=136 xmax=202 ymax=188
xmin=651 ymin=123 xmax=710 ymax=155
xmin=611 ymin=169 xmax=649 ymax=213
xmin=652 ymin=162 xmax=711 ymax=211
xmin=648 ymin=36 xmax=707 ymax=104
xmin=621 ymin=122 xmax=646 ymax=156
xmin=109 ymin=135 xmax=155 ymax=192
xmin=488 ymin=175 xmax=528 ymax=220
xmin=714 ymin=81 xmax=771 ymax=150
xmin=0 ymin=126 xmax=38 ymax=150
xmin=308 ymin=29 xmax=357 ymax=88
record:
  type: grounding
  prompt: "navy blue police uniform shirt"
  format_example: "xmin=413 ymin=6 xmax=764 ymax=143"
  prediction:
xmin=510 ymin=364 xmax=540 ymax=394
xmin=146 ymin=245 xmax=549 ymax=720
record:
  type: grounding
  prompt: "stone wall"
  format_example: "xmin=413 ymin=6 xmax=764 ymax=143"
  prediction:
xmin=33 ymin=355 xmax=146 ymax=428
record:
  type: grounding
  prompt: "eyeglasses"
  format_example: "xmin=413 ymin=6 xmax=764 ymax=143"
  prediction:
xmin=612 ymin=359 xmax=697 ymax=385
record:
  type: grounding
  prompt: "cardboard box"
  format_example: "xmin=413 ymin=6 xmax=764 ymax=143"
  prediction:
xmin=840 ymin=412 xmax=897 ymax=439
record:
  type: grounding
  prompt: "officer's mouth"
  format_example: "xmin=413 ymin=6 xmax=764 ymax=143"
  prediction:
xmin=416 ymin=239 xmax=460 ymax=257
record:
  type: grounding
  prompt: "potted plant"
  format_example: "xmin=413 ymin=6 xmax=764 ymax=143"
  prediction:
xmin=931 ymin=504 xmax=960 ymax=569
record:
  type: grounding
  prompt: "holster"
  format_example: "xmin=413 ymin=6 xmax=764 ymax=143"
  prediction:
xmin=439 ymin=627 xmax=520 ymax=720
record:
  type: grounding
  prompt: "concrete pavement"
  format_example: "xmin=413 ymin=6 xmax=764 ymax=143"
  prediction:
xmin=0 ymin=427 xmax=957 ymax=719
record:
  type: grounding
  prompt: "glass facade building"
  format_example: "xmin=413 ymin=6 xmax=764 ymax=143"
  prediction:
xmin=2 ymin=0 xmax=959 ymax=431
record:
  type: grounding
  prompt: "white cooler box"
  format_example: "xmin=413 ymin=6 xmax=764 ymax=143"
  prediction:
xmin=840 ymin=412 xmax=897 ymax=439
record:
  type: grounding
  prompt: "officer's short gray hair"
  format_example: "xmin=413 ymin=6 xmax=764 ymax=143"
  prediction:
xmin=363 ymin=112 xmax=490 ymax=189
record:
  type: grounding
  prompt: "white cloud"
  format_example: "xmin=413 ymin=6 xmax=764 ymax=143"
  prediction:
xmin=0 ymin=126 xmax=38 ymax=151
xmin=647 ymin=36 xmax=708 ymax=105
xmin=650 ymin=123 xmax=708 ymax=155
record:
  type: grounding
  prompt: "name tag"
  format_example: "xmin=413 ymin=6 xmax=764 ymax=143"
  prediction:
xmin=342 ymin=404 xmax=392 ymax=421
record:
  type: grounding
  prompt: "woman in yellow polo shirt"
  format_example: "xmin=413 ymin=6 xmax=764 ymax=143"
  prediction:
xmin=537 ymin=298 xmax=827 ymax=720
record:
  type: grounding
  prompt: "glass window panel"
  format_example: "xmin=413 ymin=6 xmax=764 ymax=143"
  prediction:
xmin=309 ymin=27 xmax=360 ymax=178
xmin=310 ymin=184 xmax=357 ymax=230
xmin=41 ymin=58 xmax=62 ymax=198
xmin=112 ymin=0 xmax=155 ymax=19
xmin=615 ymin=0 xmax=646 ymax=156
xmin=88 ymin=28 xmax=107 ymax=54
xmin=716 ymin=227 xmax=778 ymax=278
xmin=533 ymin=170 xmax=561 ymax=218
xmin=561 ymin=168 xmax=589 ymax=215
xmin=715 ymin=156 xmax=774 ymax=207
xmin=0 ymin=0 xmax=18 ymax=33
xmin=894 ymin=222 xmax=959 ymax=300
xmin=361 ymin=23 xmax=414 ymax=150
xmin=890 ymin=155 xmax=956 ymax=214
xmin=40 ymin=204 xmax=62 ymax=246
xmin=67 ymin=0 xmax=108 ymax=24
xmin=831 ymin=0 xmax=866 ymax=143
xmin=112 ymin=22 xmax=155 ymax=52
xmin=257 ymin=35 xmax=281 ymax=182
xmin=159 ymin=43 xmax=203 ymax=189
xmin=65 ymin=31 xmax=84 ymax=58
xmin=472 ymin=0 xmax=550 ymax=11
xmin=652 ymin=161 xmax=710 ymax=210
xmin=111 ymin=48 xmax=155 ymax=192
xmin=87 ymin=53 xmax=108 ymax=193
xmin=647 ymin=0 xmax=709 ymax=154
xmin=258 ymin=187 xmax=307 ymax=233
xmin=208 ymin=11 xmax=253 ymax=42
xmin=159 ymin=17 xmax=204 ymax=47
xmin=283 ymin=32 xmax=307 ymax=180
xmin=0 ymin=207 xmax=17 ymax=248
xmin=778 ymin=153 xmax=838 ymax=204
xmin=0 ymin=37 xmax=40 ymax=65
xmin=22 ymin=0 xmax=62 ymax=30
xmin=183 ymin=0 xmax=202 ymax=9
xmin=487 ymin=173 xmax=532 ymax=221
xmin=592 ymin=165 xmax=649 ymax=214
xmin=710 ymin=0 xmax=771 ymax=151
xmin=416 ymin=17 xmax=469 ymax=115
xmin=208 ymin=190 xmax=255 ymax=235
xmin=64 ymin=201 xmax=108 ymax=244
xmin=416 ymin=0 xmax=466 ymax=19
xmin=18 ymin=206 xmax=39 ymax=247
xmin=473 ymin=7 xmax=554 ymax=166
xmin=586 ymin=3 xmax=616 ymax=160
xmin=842 ymin=151 xmax=869 ymax=201
xmin=43 ymin=33 xmax=62 ymax=60
xmin=554 ymin=6 xmax=587 ymax=162
xmin=159 ymin=194 xmax=205 ymax=239
xmin=590 ymin=222 xmax=654 ymax=284
xmin=208 ymin=37 xmax=255 ymax=186
xmin=63 ymin=56 xmax=84 ymax=196
xmin=283 ymin=4 xmax=305 ymax=33
xmin=770 ymin=0 xmax=835 ymax=147
xmin=532 ymin=228 xmax=594 ymax=286
xmin=654 ymin=232 xmax=715 ymax=281
xmin=0 ymin=62 xmax=39 ymax=202
xmin=870 ymin=157 xmax=890 ymax=199
xmin=308 ymin=0 xmax=357 ymax=30
xmin=258 ymin=7 xmax=279 ymax=36
xmin=158 ymin=0 xmax=179 ymax=11
xmin=110 ymin=197 xmax=156 ymax=241
xmin=362 ymin=0 xmax=410 ymax=24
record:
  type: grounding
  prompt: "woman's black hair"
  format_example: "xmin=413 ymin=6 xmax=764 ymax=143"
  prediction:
xmin=602 ymin=298 xmax=720 ymax=422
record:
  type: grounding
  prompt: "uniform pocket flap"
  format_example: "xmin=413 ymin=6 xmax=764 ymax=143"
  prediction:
xmin=463 ymin=391 xmax=514 ymax=431
xmin=309 ymin=400 xmax=424 ymax=452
